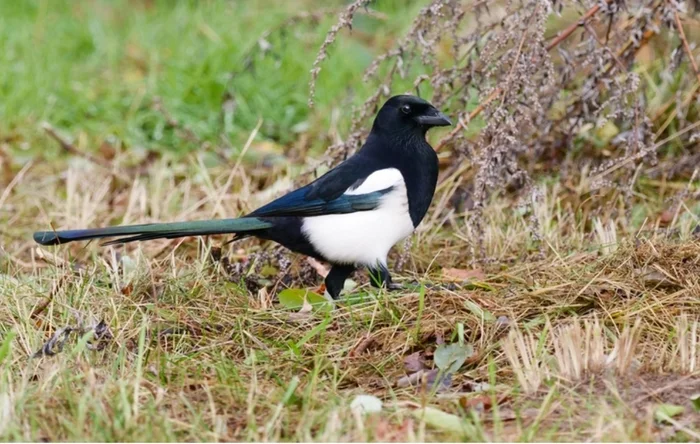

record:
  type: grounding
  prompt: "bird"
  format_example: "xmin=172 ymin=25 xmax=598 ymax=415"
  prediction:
xmin=34 ymin=95 xmax=452 ymax=300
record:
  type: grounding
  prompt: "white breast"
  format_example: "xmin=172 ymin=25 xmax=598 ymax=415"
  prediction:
xmin=301 ymin=168 xmax=415 ymax=267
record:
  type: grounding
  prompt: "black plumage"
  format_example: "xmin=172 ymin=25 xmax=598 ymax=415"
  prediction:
xmin=33 ymin=95 xmax=451 ymax=300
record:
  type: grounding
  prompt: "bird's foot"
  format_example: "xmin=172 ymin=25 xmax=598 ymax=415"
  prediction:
xmin=321 ymin=289 xmax=337 ymax=305
xmin=386 ymin=282 xmax=403 ymax=291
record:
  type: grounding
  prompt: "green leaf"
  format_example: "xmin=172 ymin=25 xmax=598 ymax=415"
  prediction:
xmin=278 ymin=288 xmax=331 ymax=312
xmin=281 ymin=376 xmax=300 ymax=405
xmin=434 ymin=343 xmax=474 ymax=374
xmin=654 ymin=403 xmax=685 ymax=423
xmin=413 ymin=407 xmax=476 ymax=436
xmin=286 ymin=340 xmax=301 ymax=357
xmin=690 ymin=394 xmax=700 ymax=412
xmin=260 ymin=265 xmax=279 ymax=278
xmin=463 ymin=281 xmax=495 ymax=291
xmin=0 ymin=331 xmax=16 ymax=365
xmin=464 ymin=300 xmax=496 ymax=322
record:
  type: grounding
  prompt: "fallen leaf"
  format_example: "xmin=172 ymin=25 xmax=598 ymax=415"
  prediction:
xmin=349 ymin=335 xmax=376 ymax=357
xmin=287 ymin=294 xmax=315 ymax=322
xmin=690 ymin=394 xmax=700 ymax=412
xmin=412 ymin=407 xmax=476 ymax=436
xmin=120 ymin=283 xmax=133 ymax=296
xmin=442 ymin=267 xmax=485 ymax=281
xmin=404 ymin=351 xmax=428 ymax=373
xmin=306 ymin=257 xmax=330 ymax=278
xmin=435 ymin=331 xmax=444 ymax=345
xmin=278 ymin=288 xmax=331 ymax=312
xmin=654 ymin=403 xmax=685 ymax=423
xmin=459 ymin=394 xmax=492 ymax=412
xmin=495 ymin=316 xmax=511 ymax=328
xmin=397 ymin=369 xmax=451 ymax=392
xmin=434 ymin=343 xmax=474 ymax=374
xmin=350 ymin=395 xmax=383 ymax=414
xmin=98 ymin=139 xmax=116 ymax=160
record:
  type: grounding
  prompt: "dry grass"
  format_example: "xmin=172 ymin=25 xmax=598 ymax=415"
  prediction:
xmin=1 ymin=153 xmax=699 ymax=441
xmin=1 ymin=0 xmax=700 ymax=441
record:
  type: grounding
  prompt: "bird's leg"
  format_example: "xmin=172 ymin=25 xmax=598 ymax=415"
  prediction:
xmin=324 ymin=264 xmax=355 ymax=300
xmin=368 ymin=264 xmax=402 ymax=291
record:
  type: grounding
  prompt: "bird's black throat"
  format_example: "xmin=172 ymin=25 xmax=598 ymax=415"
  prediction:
xmin=360 ymin=129 xmax=439 ymax=228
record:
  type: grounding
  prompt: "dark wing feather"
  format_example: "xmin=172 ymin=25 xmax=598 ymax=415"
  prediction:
xmin=248 ymin=186 xmax=392 ymax=218
xmin=248 ymin=152 xmax=389 ymax=218
xmin=304 ymin=152 xmax=380 ymax=201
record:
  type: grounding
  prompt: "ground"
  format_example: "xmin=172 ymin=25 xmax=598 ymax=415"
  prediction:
xmin=1 ymin=0 xmax=700 ymax=442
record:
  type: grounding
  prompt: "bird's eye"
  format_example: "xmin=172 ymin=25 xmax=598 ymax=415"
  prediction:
xmin=401 ymin=105 xmax=411 ymax=115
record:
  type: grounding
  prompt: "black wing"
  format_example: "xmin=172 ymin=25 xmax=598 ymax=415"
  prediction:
xmin=248 ymin=153 xmax=387 ymax=218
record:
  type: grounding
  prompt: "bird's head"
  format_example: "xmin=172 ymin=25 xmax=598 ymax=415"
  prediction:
xmin=372 ymin=95 xmax=452 ymax=136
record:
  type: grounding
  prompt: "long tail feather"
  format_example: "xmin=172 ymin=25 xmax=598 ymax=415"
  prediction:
xmin=33 ymin=217 xmax=273 ymax=246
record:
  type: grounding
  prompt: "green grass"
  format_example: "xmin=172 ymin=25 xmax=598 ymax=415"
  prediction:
xmin=0 ymin=0 xmax=423 ymax=159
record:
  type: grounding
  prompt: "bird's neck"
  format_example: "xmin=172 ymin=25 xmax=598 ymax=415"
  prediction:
xmin=363 ymin=130 xmax=439 ymax=228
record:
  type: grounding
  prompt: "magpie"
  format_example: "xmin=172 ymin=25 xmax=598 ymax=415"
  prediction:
xmin=33 ymin=95 xmax=452 ymax=300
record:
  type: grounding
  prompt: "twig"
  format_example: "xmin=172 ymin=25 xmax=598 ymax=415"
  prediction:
xmin=546 ymin=3 xmax=603 ymax=52
xmin=538 ymin=27 xmax=657 ymax=140
xmin=589 ymin=119 xmax=700 ymax=183
xmin=308 ymin=0 xmax=373 ymax=107
xmin=501 ymin=4 xmax=541 ymax=107
xmin=583 ymin=23 xmax=627 ymax=72
xmin=41 ymin=122 xmax=111 ymax=168
xmin=29 ymin=276 xmax=65 ymax=320
xmin=673 ymin=11 xmax=700 ymax=85
xmin=152 ymin=97 xmax=202 ymax=145
xmin=434 ymin=2 xmax=607 ymax=152
xmin=0 ymin=160 xmax=32 ymax=210
xmin=349 ymin=334 xmax=376 ymax=357
xmin=434 ymin=89 xmax=501 ymax=151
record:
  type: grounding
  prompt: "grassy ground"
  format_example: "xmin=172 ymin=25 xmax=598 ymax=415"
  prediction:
xmin=0 ymin=0 xmax=420 ymax=157
xmin=1 ymin=0 xmax=700 ymax=442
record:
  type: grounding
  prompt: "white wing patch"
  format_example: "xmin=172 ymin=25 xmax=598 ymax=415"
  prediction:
xmin=301 ymin=168 xmax=415 ymax=266
xmin=346 ymin=168 xmax=403 ymax=195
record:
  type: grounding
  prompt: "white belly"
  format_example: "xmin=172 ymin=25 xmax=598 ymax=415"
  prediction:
xmin=301 ymin=169 xmax=415 ymax=266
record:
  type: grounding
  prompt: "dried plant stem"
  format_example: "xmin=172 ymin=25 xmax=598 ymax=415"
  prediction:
xmin=653 ymin=82 xmax=700 ymax=140
xmin=590 ymin=119 xmax=700 ymax=182
xmin=673 ymin=11 xmax=700 ymax=85
xmin=435 ymin=89 xmax=501 ymax=151
xmin=41 ymin=122 xmax=111 ymax=169
xmin=546 ymin=3 xmax=602 ymax=51
xmin=435 ymin=1 xmax=606 ymax=152
xmin=583 ymin=23 xmax=626 ymax=72
xmin=499 ymin=3 xmax=542 ymax=111
xmin=652 ymin=82 xmax=699 ymax=123
xmin=308 ymin=0 xmax=372 ymax=108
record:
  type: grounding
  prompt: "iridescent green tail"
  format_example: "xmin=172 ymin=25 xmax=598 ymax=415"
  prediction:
xmin=33 ymin=217 xmax=273 ymax=246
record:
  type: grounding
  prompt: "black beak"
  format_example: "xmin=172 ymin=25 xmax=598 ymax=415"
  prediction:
xmin=416 ymin=110 xmax=452 ymax=127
